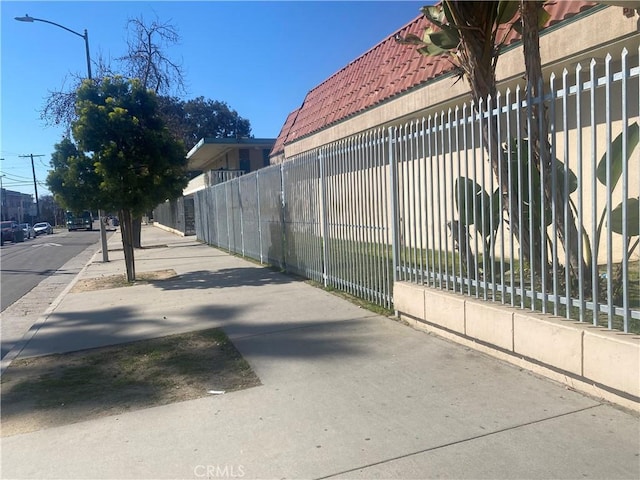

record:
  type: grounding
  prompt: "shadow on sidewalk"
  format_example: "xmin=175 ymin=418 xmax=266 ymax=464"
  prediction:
xmin=149 ymin=267 xmax=294 ymax=291
xmin=16 ymin=301 xmax=371 ymax=362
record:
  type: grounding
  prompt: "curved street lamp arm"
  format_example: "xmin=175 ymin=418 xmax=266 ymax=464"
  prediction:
xmin=15 ymin=15 xmax=86 ymax=40
xmin=15 ymin=14 xmax=92 ymax=79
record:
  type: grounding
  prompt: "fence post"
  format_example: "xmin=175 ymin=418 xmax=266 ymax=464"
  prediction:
xmin=257 ymin=171 xmax=263 ymax=264
xmin=239 ymin=179 xmax=245 ymax=257
xmin=318 ymin=149 xmax=330 ymax=288
xmin=280 ymin=163 xmax=286 ymax=271
xmin=213 ymin=186 xmax=219 ymax=247
xmin=388 ymin=126 xmax=400 ymax=286
xmin=620 ymin=47 xmax=630 ymax=332
xmin=225 ymin=184 xmax=231 ymax=251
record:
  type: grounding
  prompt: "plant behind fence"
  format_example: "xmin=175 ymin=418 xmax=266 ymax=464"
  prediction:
xmin=194 ymin=49 xmax=639 ymax=333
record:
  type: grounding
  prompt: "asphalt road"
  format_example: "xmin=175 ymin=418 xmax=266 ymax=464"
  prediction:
xmin=0 ymin=226 xmax=100 ymax=312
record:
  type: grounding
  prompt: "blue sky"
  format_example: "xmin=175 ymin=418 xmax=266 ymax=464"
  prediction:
xmin=1 ymin=0 xmax=426 ymax=197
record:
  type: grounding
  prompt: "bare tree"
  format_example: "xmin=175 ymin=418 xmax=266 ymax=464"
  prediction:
xmin=40 ymin=52 xmax=116 ymax=130
xmin=118 ymin=15 xmax=187 ymax=96
xmin=41 ymin=16 xmax=186 ymax=130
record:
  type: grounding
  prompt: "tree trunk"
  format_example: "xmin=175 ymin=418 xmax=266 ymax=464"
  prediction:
xmin=520 ymin=0 xmax=589 ymax=291
xmin=133 ymin=216 xmax=142 ymax=248
xmin=452 ymin=2 xmax=544 ymax=279
xmin=120 ymin=209 xmax=136 ymax=282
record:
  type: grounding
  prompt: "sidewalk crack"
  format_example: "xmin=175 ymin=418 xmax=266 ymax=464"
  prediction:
xmin=315 ymin=403 xmax=604 ymax=479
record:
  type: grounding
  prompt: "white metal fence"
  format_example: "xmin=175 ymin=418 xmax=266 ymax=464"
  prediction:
xmin=194 ymin=48 xmax=639 ymax=333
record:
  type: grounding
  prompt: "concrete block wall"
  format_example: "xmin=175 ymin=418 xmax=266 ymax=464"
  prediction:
xmin=394 ymin=281 xmax=640 ymax=411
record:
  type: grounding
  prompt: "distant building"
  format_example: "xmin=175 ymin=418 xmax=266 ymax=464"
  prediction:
xmin=0 ymin=188 xmax=35 ymax=223
xmin=184 ymin=137 xmax=276 ymax=195
xmin=154 ymin=137 xmax=276 ymax=235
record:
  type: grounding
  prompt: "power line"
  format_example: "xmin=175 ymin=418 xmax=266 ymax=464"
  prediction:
xmin=2 ymin=172 xmax=33 ymax=182
xmin=4 ymin=182 xmax=34 ymax=188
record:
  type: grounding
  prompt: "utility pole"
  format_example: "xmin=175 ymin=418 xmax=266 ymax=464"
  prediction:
xmin=19 ymin=154 xmax=44 ymax=219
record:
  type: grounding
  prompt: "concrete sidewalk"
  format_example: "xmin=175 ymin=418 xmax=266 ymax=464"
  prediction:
xmin=1 ymin=225 xmax=638 ymax=479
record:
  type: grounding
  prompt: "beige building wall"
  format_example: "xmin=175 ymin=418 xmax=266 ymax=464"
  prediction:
xmin=297 ymin=95 xmax=638 ymax=268
xmin=279 ymin=7 xmax=639 ymax=266
xmin=391 ymin=113 xmax=640 ymax=267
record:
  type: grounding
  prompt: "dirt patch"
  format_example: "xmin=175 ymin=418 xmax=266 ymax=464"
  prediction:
xmin=0 ymin=328 xmax=261 ymax=437
xmin=71 ymin=269 xmax=178 ymax=293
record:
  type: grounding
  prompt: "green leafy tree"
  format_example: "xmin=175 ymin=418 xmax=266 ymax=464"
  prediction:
xmin=47 ymin=137 xmax=104 ymax=212
xmin=39 ymin=14 xmax=252 ymax=249
xmin=158 ymin=96 xmax=252 ymax=150
xmin=64 ymin=76 xmax=188 ymax=281
xmin=36 ymin=194 xmax=65 ymax=227
xmin=40 ymin=14 xmax=187 ymax=250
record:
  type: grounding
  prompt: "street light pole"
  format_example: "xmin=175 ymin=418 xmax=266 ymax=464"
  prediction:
xmin=16 ymin=14 xmax=108 ymax=262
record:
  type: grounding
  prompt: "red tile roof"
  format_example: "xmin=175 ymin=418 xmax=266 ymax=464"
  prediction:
xmin=271 ymin=108 xmax=300 ymax=157
xmin=272 ymin=1 xmax=599 ymax=156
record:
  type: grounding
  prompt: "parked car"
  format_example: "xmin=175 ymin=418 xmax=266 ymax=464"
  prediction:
xmin=33 ymin=222 xmax=54 ymax=235
xmin=1 ymin=221 xmax=25 ymax=244
xmin=20 ymin=223 xmax=36 ymax=239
